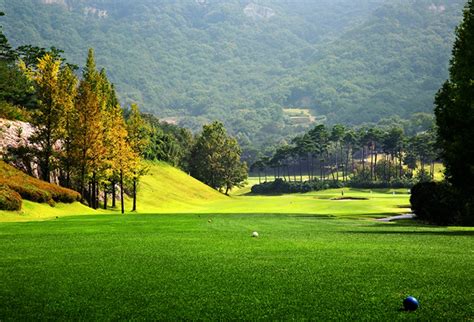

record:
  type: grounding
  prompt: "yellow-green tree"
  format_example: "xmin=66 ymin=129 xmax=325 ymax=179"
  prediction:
xmin=110 ymin=105 xmax=137 ymax=214
xmin=28 ymin=54 xmax=62 ymax=182
xmin=57 ymin=65 xmax=78 ymax=188
xmin=73 ymin=49 xmax=105 ymax=206
xmin=126 ymin=103 xmax=149 ymax=211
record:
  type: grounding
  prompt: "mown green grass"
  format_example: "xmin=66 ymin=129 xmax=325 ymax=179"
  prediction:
xmin=0 ymin=214 xmax=472 ymax=320
xmin=0 ymin=163 xmax=471 ymax=319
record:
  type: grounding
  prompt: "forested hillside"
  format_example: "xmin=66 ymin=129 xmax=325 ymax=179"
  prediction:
xmin=1 ymin=0 xmax=465 ymax=151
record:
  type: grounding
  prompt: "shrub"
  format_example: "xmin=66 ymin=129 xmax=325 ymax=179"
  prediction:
xmin=251 ymin=178 xmax=344 ymax=195
xmin=5 ymin=182 xmax=51 ymax=203
xmin=349 ymin=177 xmax=415 ymax=189
xmin=0 ymin=185 xmax=22 ymax=211
xmin=410 ymin=182 xmax=460 ymax=225
xmin=0 ymin=161 xmax=81 ymax=205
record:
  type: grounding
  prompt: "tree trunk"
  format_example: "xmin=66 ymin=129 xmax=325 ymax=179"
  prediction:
xmin=374 ymin=152 xmax=378 ymax=181
xmin=112 ymin=180 xmax=116 ymax=208
xmin=103 ymin=183 xmax=107 ymax=210
xmin=96 ymin=181 xmax=99 ymax=209
xmin=370 ymin=145 xmax=374 ymax=181
xmin=91 ymin=172 xmax=97 ymax=209
xmin=88 ymin=181 xmax=92 ymax=207
xmin=362 ymin=147 xmax=366 ymax=173
xmin=399 ymin=150 xmax=403 ymax=179
xmin=132 ymin=176 xmax=137 ymax=212
xmin=299 ymin=157 xmax=303 ymax=182
xmin=307 ymin=155 xmax=312 ymax=181
xmin=320 ymin=157 xmax=324 ymax=182
xmin=80 ymin=162 xmax=87 ymax=203
xmin=120 ymin=170 xmax=124 ymax=214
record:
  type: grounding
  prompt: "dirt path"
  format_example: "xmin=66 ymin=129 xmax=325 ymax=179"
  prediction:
xmin=376 ymin=214 xmax=415 ymax=222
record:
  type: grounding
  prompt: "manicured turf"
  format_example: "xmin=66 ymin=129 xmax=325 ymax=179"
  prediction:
xmin=0 ymin=214 xmax=472 ymax=320
xmin=0 ymin=163 xmax=471 ymax=319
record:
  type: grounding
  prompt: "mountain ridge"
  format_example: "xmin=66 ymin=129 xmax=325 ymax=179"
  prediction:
xmin=1 ymin=0 xmax=465 ymax=150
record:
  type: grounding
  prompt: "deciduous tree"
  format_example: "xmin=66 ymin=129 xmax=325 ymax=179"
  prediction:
xmin=190 ymin=121 xmax=247 ymax=194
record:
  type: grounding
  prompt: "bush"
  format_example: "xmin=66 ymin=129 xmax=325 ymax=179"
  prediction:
xmin=5 ymin=182 xmax=51 ymax=203
xmin=410 ymin=182 xmax=460 ymax=225
xmin=0 ymin=161 xmax=81 ymax=205
xmin=0 ymin=185 xmax=22 ymax=211
xmin=349 ymin=177 xmax=415 ymax=189
xmin=251 ymin=178 xmax=344 ymax=195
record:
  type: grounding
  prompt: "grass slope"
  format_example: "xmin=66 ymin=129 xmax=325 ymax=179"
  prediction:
xmin=0 ymin=214 xmax=472 ymax=320
xmin=0 ymin=161 xmax=227 ymax=221
xmin=1 ymin=161 xmax=411 ymax=221
xmin=135 ymin=161 xmax=226 ymax=213
xmin=136 ymin=162 xmax=411 ymax=217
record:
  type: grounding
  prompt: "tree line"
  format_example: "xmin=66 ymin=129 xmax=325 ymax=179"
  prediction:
xmin=12 ymin=48 xmax=147 ymax=213
xmin=251 ymin=123 xmax=438 ymax=189
xmin=411 ymin=0 xmax=474 ymax=226
xmin=1 ymin=19 xmax=247 ymax=205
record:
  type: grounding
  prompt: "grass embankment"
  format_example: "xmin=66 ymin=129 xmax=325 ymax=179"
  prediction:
xmin=138 ymin=162 xmax=411 ymax=217
xmin=0 ymin=161 xmax=227 ymax=221
xmin=0 ymin=161 xmax=89 ymax=221
xmin=135 ymin=161 xmax=227 ymax=212
xmin=0 ymin=214 xmax=472 ymax=320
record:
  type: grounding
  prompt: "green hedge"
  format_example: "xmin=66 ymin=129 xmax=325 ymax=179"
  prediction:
xmin=251 ymin=178 xmax=344 ymax=194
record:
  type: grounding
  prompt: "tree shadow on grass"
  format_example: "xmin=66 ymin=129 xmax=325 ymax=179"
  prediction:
xmin=291 ymin=214 xmax=336 ymax=219
xmin=196 ymin=213 xmax=337 ymax=219
xmin=343 ymin=230 xmax=474 ymax=237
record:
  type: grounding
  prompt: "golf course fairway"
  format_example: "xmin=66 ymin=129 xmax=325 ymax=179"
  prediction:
xmin=0 ymin=163 xmax=472 ymax=320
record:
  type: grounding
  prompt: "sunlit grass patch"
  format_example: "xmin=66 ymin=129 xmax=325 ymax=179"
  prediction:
xmin=0 ymin=214 xmax=471 ymax=320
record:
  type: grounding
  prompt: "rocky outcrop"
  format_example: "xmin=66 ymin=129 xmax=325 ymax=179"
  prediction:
xmin=84 ymin=6 xmax=108 ymax=18
xmin=40 ymin=0 xmax=67 ymax=6
xmin=0 ymin=119 xmax=35 ymax=156
xmin=243 ymin=3 xmax=275 ymax=20
xmin=428 ymin=4 xmax=446 ymax=13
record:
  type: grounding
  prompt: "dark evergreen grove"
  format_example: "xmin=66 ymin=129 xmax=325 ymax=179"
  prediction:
xmin=411 ymin=0 xmax=474 ymax=225
xmin=250 ymin=123 xmax=438 ymax=194
xmin=435 ymin=0 xmax=474 ymax=194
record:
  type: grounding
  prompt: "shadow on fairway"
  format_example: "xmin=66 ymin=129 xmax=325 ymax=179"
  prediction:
xmin=291 ymin=214 xmax=335 ymax=219
xmin=343 ymin=230 xmax=474 ymax=237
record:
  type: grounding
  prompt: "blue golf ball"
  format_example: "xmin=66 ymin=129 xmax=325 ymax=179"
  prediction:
xmin=403 ymin=296 xmax=419 ymax=311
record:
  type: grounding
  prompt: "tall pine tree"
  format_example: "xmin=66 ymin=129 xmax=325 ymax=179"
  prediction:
xmin=435 ymin=0 xmax=474 ymax=194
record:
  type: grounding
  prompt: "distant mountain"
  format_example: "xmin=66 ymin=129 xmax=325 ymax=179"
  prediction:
xmin=1 ymin=0 xmax=465 ymax=150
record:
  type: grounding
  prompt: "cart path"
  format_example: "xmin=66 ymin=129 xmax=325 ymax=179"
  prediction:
xmin=376 ymin=214 xmax=415 ymax=222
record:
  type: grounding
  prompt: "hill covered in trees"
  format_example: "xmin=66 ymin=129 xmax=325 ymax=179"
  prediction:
xmin=1 ymin=0 xmax=465 ymax=150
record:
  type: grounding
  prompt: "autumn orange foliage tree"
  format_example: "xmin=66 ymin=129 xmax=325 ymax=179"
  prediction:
xmin=16 ymin=47 xmax=147 ymax=212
